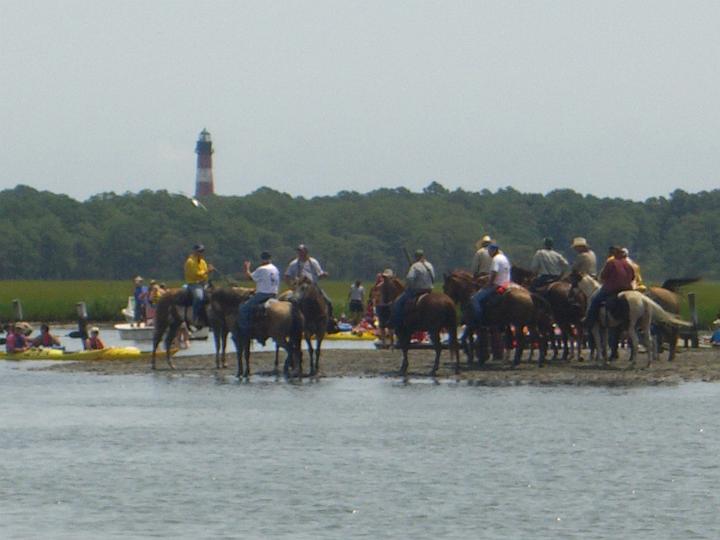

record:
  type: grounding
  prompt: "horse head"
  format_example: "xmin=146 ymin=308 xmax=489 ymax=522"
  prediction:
xmin=442 ymin=270 xmax=476 ymax=304
xmin=511 ymin=265 xmax=534 ymax=287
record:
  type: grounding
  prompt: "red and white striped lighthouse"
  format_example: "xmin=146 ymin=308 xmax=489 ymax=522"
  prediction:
xmin=195 ymin=128 xmax=214 ymax=197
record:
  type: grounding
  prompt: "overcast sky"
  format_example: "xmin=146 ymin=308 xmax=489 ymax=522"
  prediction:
xmin=2 ymin=1 xmax=719 ymax=201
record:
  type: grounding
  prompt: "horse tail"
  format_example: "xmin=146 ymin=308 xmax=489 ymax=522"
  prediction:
xmin=660 ymin=277 xmax=701 ymax=292
xmin=643 ymin=296 xmax=693 ymax=327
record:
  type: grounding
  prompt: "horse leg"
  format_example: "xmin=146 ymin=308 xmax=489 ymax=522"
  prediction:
xmin=430 ymin=330 xmax=441 ymax=375
xmin=314 ymin=336 xmax=323 ymax=375
xmin=448 ymin=324 xmax=460 ymax=374
xmin=513 ymin=326 xmax=524 ymax=367
xmin=305 ymin=336 xmax=315 ymax=375
xmin=151 ymin=326 xmax=164 ymax=370
xmin=399 ymin=331 xmax=410 ymax=375
xmin=233 ymin=330 xmax=244 ymax=378
xmin=164 ymin=321 xmax=180 ymax=370
xmin=593 ymin=325 xmax=606 ymax=365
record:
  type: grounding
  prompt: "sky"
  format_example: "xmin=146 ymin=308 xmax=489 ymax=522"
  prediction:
xmin=2 ymin=1 xmax=719 ymax=201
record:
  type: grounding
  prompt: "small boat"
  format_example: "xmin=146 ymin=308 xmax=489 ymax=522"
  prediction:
xmin=113 ymin=323 xmax=209 ymax=341
xmin=0 ymin=347 xmax=178 ymax=361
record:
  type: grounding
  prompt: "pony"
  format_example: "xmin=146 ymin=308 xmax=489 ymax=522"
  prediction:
xmin=230 ymin=298 xmax=305 ymax=378
xmin=443 ymin=270 xmax=552 ymax=367
xmin=290 ymin=276 xmax=329 ymax=376
xmin=570 ymin=272 xmax=692 ymax=367
xmin=151 ymin=286 xmax=210 ymax=370
xmin=645 ymin=278 xmax=700 ymax=361
xmin=379 ymin=276 xmax=459 ymax=376
xmin=208 ymin=287 xmax=254 ymax=368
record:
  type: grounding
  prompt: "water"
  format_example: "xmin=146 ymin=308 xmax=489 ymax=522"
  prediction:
xmin=44 ymin=325 xmax=377 ymax=357
xmin=1 ymin=362 xmax=719 ymax=539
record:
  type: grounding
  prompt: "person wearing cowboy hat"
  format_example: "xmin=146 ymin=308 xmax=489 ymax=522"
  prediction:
xmin=471 ymin=235 xmax=494 ymax=278
xmin=389 ymin=249 xmax=435 ymax=329
xmin=184 ymin=243 xmax=215 ymax=329
xmin=570 ymin=237 xmax=597 ymax=277
xmin=530 ymin=237 xmax=569 ymax=289
xmin=238 ymin=251 xmax=280 ymax=341
xmin=284 ymin=244 xmax=336 ymax=331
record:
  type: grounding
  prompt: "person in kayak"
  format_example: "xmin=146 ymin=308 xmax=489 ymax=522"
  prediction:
xmin=5 ymin=324 xmax=31 ymax=353
xmin=86 ymin=327 xmax=106 ymax=350
xmin=31 ymin=324 xmax=62 ymax=348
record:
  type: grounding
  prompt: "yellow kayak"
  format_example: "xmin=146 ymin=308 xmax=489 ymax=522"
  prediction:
xmin=0 ymin=347 xmax=178 ymax=361
xmin=324 ymin=331 xmax=377 ymax=341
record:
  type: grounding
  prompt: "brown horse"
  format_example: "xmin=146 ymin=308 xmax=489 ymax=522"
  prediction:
xmin=645 ymin=277 xmax=700 ymax=361
xmin=151 ymin=286 xmax=208 ymax=370
xmin=291 ymin=276 xmax=329 ymax=376
xmin=208 ymin=287 xmax=254 ymax=368
xmin=379 ymin=276 xmax=459 ymax=376
xmin=443 ymin=270 xmax=550 ymax=367
xmin=369 ymin=277 xmax=394 ymax=348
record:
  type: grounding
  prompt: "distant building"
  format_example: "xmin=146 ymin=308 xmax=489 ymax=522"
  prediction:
xmin=195 ymin=128 xmax=214 ymax=197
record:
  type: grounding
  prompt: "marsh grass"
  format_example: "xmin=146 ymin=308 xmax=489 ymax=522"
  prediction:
xmin=1 ymin=279 xmax=717 ymax=327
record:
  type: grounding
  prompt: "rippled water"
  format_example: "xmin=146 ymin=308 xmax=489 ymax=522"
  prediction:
xmin=1 ymin=362 xmax=719 ymax=539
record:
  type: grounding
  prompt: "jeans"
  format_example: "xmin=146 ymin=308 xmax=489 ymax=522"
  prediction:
xmin=187 ymin=284 xmax=205 ymax=324
xmin=238 ymin=292 xmax=276 ymax=337
xmin=531 ymin=274 xmax=560 ymax=290
xmin=584 ymin=287 xmax=613 ymax=329
xmin=389 ymin=289 xmax=421 ymax=329
xmin=471 ymin=287 xmax=495 ymax=325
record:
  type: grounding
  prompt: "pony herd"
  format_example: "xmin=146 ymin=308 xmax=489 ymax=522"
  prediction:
xmin=150 ymin=270 xmax=695 ymax=378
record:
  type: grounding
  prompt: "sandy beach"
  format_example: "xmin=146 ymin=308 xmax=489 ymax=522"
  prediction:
xmin=42 ymin=346 xmax=720 ymax=386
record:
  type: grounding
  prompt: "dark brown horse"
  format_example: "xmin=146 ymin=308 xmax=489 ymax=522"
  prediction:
xmin=379 ymin=276 xmax=459 ymax=376
xmin=151 ymin=286 xmax=207 ymax=370
xmin=290 ymin=276 xmax=329 ymax=376
xmin=208 ymin=287 xmax=254 ymax=368
xmin=645 ymin=277 xmax=700 ymax=361
xmin=443 ymin=270 xmax=551 ymax=367
xmin=230 ymin=298 xmax=304 ymax=378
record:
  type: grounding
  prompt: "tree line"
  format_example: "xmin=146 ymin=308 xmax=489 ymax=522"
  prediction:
xmin=0 ymin=183 xmax=717 ymax=282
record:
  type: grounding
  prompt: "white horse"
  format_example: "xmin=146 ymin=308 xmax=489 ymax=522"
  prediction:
xmin=573 ymin=274 xmax=691 ymax=368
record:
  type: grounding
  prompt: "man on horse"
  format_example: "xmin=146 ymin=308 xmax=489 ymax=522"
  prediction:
xmin=571 ymin=237 xmax=597 ymax=277
xmin=285 ymin=244 xmax=335 ymax=331
xmin=238 ymin=251 xmax=280 ymax=342
xmin=583 ymin=246 xmax=635 ymax=330
xmin=470 ymin=243 xmax=511 ymax=324
xmin=184 ymin=243 xmax=215 ymax=329
xmin=530 ymin=237 xmax=569 ymax=289
xmin=389 ymin=249 xmax=435 ymax=329
xmin=471 ymin=234 xmax=494 ymax=278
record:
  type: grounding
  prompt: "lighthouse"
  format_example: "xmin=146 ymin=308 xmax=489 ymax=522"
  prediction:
xmin=195 ymin=128 xmax=214 ymax=197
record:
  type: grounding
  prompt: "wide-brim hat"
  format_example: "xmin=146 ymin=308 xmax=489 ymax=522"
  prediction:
xmin=193 ymin=243 xmax=205 ymax=252
xmin=571 ymin=237 xmax=588 ymax=248
xmin=475 ymin=235 xmax=492 ymax=249
xmin=381 ymin=268 xmax=394 ymax=277
xmin=713 ymin=319 xmax=720 ymax=329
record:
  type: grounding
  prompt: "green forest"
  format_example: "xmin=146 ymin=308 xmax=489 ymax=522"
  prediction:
xmin=1 ymin=183 xmax=717 ymax=282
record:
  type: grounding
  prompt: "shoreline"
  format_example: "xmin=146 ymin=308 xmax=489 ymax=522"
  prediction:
xmin=41 ymin=347 xmax=720 ymax=386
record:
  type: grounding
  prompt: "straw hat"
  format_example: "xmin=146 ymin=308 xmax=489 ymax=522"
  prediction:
xmin=381 ymin=268 xmax=394 ymax=278
xmin=475 ymin=235 xmax=492 ymax=250
xmin=712 ymin=319 xmax=720 ymax=329
xmin=90 ymin=326 xmax=100 ymax=333
xmin=571 ymin=237 xmax=588 ymax=248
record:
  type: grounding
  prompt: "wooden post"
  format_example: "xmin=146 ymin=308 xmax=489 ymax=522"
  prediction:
xmin=12 ymin=299 xmax=23 ymax=321
xmin=76 ymin=302 xmax=89 ymax=350
xmin=688 ymin=292 xmax=699 ymax=348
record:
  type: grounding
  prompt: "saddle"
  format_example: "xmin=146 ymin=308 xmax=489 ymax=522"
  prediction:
xmin=598 ymin=294 xmax=628 ymax=323
xmin=402 ymin=291 xmax=432 ymax=316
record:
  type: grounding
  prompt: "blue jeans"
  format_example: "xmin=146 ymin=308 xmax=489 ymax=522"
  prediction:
xmin=471 ymin=287 xmax=495 ymax=325
xmin=187 ymin=284 xmax=205 ymax=323
xmin=238 ymin=293 xmax=276 ymax=336
xmin=585 ymin=287 xmax=613 ymax=329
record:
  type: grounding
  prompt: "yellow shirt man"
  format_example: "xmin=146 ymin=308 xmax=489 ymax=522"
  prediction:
xmin=184 ymin=254 xmax=209 ymax=284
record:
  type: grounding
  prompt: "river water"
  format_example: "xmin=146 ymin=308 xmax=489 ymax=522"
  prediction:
xmin=1 ymin=361 xmax=719 ymax=539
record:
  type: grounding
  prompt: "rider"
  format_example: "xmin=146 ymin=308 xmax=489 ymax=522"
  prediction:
xmin=184 ymin=243 xmax=215 ymax=329
xmin=284 ymin=244 xmax=335 ymax=331
xmin=238 ymin=251 xmax=280 ymax=341
xmin=621 ymin=247 xmax=646 ymax=292
xmin=470 ymin=243 xmax=511 ymax=324
xmin=471 ymin=235 xmax=494 ymax=278
xmin=583 ymin=246 xmax=635 ymax=330
xmin=530 ymin=237 xmax=569 ymax=289
xmin=571 ymin=237 xmax=597 ymax=277
xmin=389 ymin=249 xmax=435 ymax=329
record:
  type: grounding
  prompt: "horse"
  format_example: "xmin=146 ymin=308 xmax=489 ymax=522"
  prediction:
xmin=230 ymin=297 xmax=305 ymax=378
xmin=369 ymin=279 xmax=394 ymax=349
xmin=208 ymin=286 xmax=254 ymax=368
xmin=512 ymin=266 xmax=587 ymax=362
xmin=379 ymin=276 xmax=459 ymax=376
xmin=443 ymin=270 xmax=551 ymax=367
xmin=570 ymin=272 xmax=692 ymax=367
xmin=151 ymin=286 xmax=210 ymax=370
xmin=290 ymin=276 xmax=329 ymax=376
xmin=645 ymin=278 xmax=700 ymax=361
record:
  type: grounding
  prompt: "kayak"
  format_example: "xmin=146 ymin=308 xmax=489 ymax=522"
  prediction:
xmin=324 ymin=331 xmax=377 ymax=341
xmin=0 ymin=347 xmax=178 ymax=361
